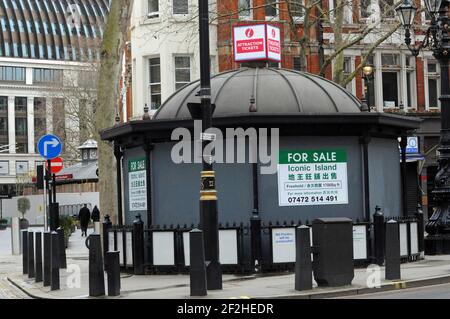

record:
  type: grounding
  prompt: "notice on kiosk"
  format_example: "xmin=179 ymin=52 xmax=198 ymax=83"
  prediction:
xmin=128 ymin=157 xmax=147 ymax=211
xmin=278 ymin=150 xmax=349 ymax=206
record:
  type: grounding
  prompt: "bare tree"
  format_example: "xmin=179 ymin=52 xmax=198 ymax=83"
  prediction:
xmin=95 ymin=0 xmax=133 ymax=224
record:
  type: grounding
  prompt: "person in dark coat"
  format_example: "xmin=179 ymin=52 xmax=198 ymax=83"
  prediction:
xmin=78 ymin=204 xmax=91 ymax=237
xmin=91 ymin=206 xmax=100 ymax=222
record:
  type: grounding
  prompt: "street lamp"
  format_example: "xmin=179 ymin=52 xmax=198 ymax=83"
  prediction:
xmin=362 ymin=64 xmax=374 ymax=112
xmin=396 ymin=0 xmax=450 ymax=249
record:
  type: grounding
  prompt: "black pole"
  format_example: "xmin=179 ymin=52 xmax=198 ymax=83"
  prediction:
xmin=295 ymin=225 xmax=313 ymax=291
xmin=102 ymin=215 xmax=112 ymax=270
xmin=52 ymin=174 xmax=56 ymax=203
xmin=198 ymin=0 xmax=222 ymax=290
xmin=57 ymin=227 xmax=67 ymax=269
xmin=106 ymin=251 xmax=121 ymax=296
xmin=132 ymin=214 xmax=145 ymax=275
xmin=385 ymin=220 xmax=401 ymax=280
xmin=51 ymin=231 xmax=60 ymax=291
xmin=425 ymin=8 xmax=450 ymax=240
xmin=361 ymin=135 xmax=371 ymax=221
xmin=46 ymin=160 xmax=52 ymax=206
xmin=373 ymin=206 xmax=385 ymax=266
xmin=114 ymin=145 xmax=123 ymax=226
xmin=400 ymin=136 xmax=408 ymax=217
xmin=189 ymin=229 xmax=207 ymax=296
xmin=416 ymin=204 xmax=425 ymax=254
xmin=22 ymin=230 xmax=28 ymax=275
xmin=35 ymin=232 xmax=43 ymax=283
xmin=27 ymin=232 xmax=35 ymax=278
xmin=143 ymin=142 xmax=153 ymax=228
xmin=43 ymin=231 xmax=51 ymax=287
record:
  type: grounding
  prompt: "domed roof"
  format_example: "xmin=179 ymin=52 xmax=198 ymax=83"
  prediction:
xmin=154 ymin=67 xmax=362 ymax=120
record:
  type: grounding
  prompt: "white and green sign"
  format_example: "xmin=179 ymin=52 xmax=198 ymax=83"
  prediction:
xmin=128 ymin=157 xmax=147 ymax=211
xmin=278 ymin=150 xmax=348 ymax=206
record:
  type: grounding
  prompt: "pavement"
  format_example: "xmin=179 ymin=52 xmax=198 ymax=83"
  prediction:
xmin=1 ymin=227 xmax=450 ymax=299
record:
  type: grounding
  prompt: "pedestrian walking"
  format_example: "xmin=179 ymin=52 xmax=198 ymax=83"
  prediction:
xmin=91 ymin=205 xmax=100 ymax=222
xmin=78 ymin=204 xmax=91 ymax=237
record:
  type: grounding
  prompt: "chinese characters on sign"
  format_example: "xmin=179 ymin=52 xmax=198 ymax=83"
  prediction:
xmin=278 ymin=150 xmax=349 ymax=206
xmin=128 ymin=158 xmax=147 ymax=211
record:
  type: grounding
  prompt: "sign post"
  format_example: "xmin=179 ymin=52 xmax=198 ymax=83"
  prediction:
xmin=278 ymin=150 xmax=349 ymax=206
xmin=37 ymin=135 xmax=62 ymax=231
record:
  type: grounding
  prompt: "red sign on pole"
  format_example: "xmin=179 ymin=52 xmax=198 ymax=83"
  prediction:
xmin=46 ymin=157 xmax=64 ymax=174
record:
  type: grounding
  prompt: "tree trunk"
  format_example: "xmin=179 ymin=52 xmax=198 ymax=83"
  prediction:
xmin=95 ymin=0 xmax=132 ymax=224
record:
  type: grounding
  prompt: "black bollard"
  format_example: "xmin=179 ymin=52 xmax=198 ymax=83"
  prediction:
xmin=102 ymin=215 xmax=112 ymax=270
xmin=28 ymin=232 xmax=35 ymax=279
xmin=373 ymin=206 xmax=385 ymax=266
xmin=51 ymin=231 xmax=60 ymax=291
xmin=250 ymin=213 xmax=262 ymax=272
xmin=43 ymin=232 xmax=51 ymax=286
xmin=189 ymin=229 xmax=207 ymax=297
xmin=35 ymin=232 xmax=43 ymax=283
xmin=87 ymin=234 xmax=105 ymax=297
xmin=133 ymin=214 xmax=145 ymax=275
xmin=106 ymin=251 xmax=121 ymax=296
xmin=415 ymin=204 xmax=425 ymax=254
xmin=295 ymin=225 xmax=313 ymax=291
xmin=57 ymin=228 xmax=67 ymax=269
xmin=385 ymin=220 xmax=401 ymax=280
xmin=22 ymin=230 xmax=28 ymax=275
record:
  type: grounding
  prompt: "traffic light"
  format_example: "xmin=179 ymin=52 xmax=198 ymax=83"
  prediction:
xmin=36 ymin=165 xmax=44 ymax=190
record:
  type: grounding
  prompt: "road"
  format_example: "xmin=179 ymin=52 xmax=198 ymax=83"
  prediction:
xmin=339 ymin=283 xmax=450 ymax=299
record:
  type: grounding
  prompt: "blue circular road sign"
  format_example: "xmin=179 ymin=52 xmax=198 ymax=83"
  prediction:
xmin=37 ymin=134 xmax=62 ymax=160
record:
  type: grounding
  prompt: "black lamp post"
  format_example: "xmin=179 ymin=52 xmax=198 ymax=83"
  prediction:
xmin=195 ymin=0 xmax=222 ymax=289
xmin=396 ymin=0 xmax=450 ymax=252
xmin=362 ymin=64 xmax=374 ymax=112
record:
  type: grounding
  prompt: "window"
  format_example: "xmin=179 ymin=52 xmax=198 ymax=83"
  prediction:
xmin=330 ymin=0 xmax=352 ymax=23
xmin=0 ymin=66 xmax=25 ymax=82
xmin=238 ymin=0 xmax=252 ymax=18
xmin=149 ymin=57 xmax=161 ymax=110
xmin=34 ymin=98 xmax=46 ymax=114
xmin=175 ymin=56 xmax=191 ymax=91
xmin=15 ymin=118 xmax=27 ymax=136
xmin=16 ymin=161 xmax=29 ymax=175
xmin=15 ymin=97 xmax=27 ymax=113
xmin=0 ymin=118 xmax=7 ymax=135
xmin=293 ymin=56 xmax=306 ymax=71
xmin=427 ymin=60 xmax=440 ymax=109
xmin=265 ymin=0 xmax=277 ymax=18
xmin=0 ymin=162 xmax=9 ymax=175
xmin=268 ymin=61 xmax=280 ymax=68
xmin=382 ymin=72 xmax=399 ymax=107
xmin=173 ymin=0 xmax=188 ymax=14
xmin=148 ymin=0 xmax=159 ymax=17
xmin=360 ymin=0 xmax=371 ymax=18
xmin=0 ymin=96 xmax=7 ymax=112
xmin=343 ymin=57 xmax=353 ymax=93
xmin=381 ymin=0 xmax=395 ymax=19
xmin=33 ymin=68 xmax=63 ymax=84
xmin=381 ymin=53 xmax=399 ymax=67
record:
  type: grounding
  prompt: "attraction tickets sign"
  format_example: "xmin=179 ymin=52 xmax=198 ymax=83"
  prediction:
xmin=278 ymin=150 xmax=349 ymax=207
xmin=233 ymin=23 xmax=281 ymax=62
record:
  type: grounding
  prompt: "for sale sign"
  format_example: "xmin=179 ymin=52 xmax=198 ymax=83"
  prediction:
xmin=128 ymin=157 xmax=147 ymax=211
xmin=278 ymin=150 xmax=349 ymax=207
xmin=233 ymin=23 xmax=281 ymax=62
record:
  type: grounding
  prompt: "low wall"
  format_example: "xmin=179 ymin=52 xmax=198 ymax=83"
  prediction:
xmin=1 ymin=192 xmax=99 ymax=225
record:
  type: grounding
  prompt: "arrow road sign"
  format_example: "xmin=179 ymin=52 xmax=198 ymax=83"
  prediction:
xmin=38 ymin=134 xmax=62 ymax=160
